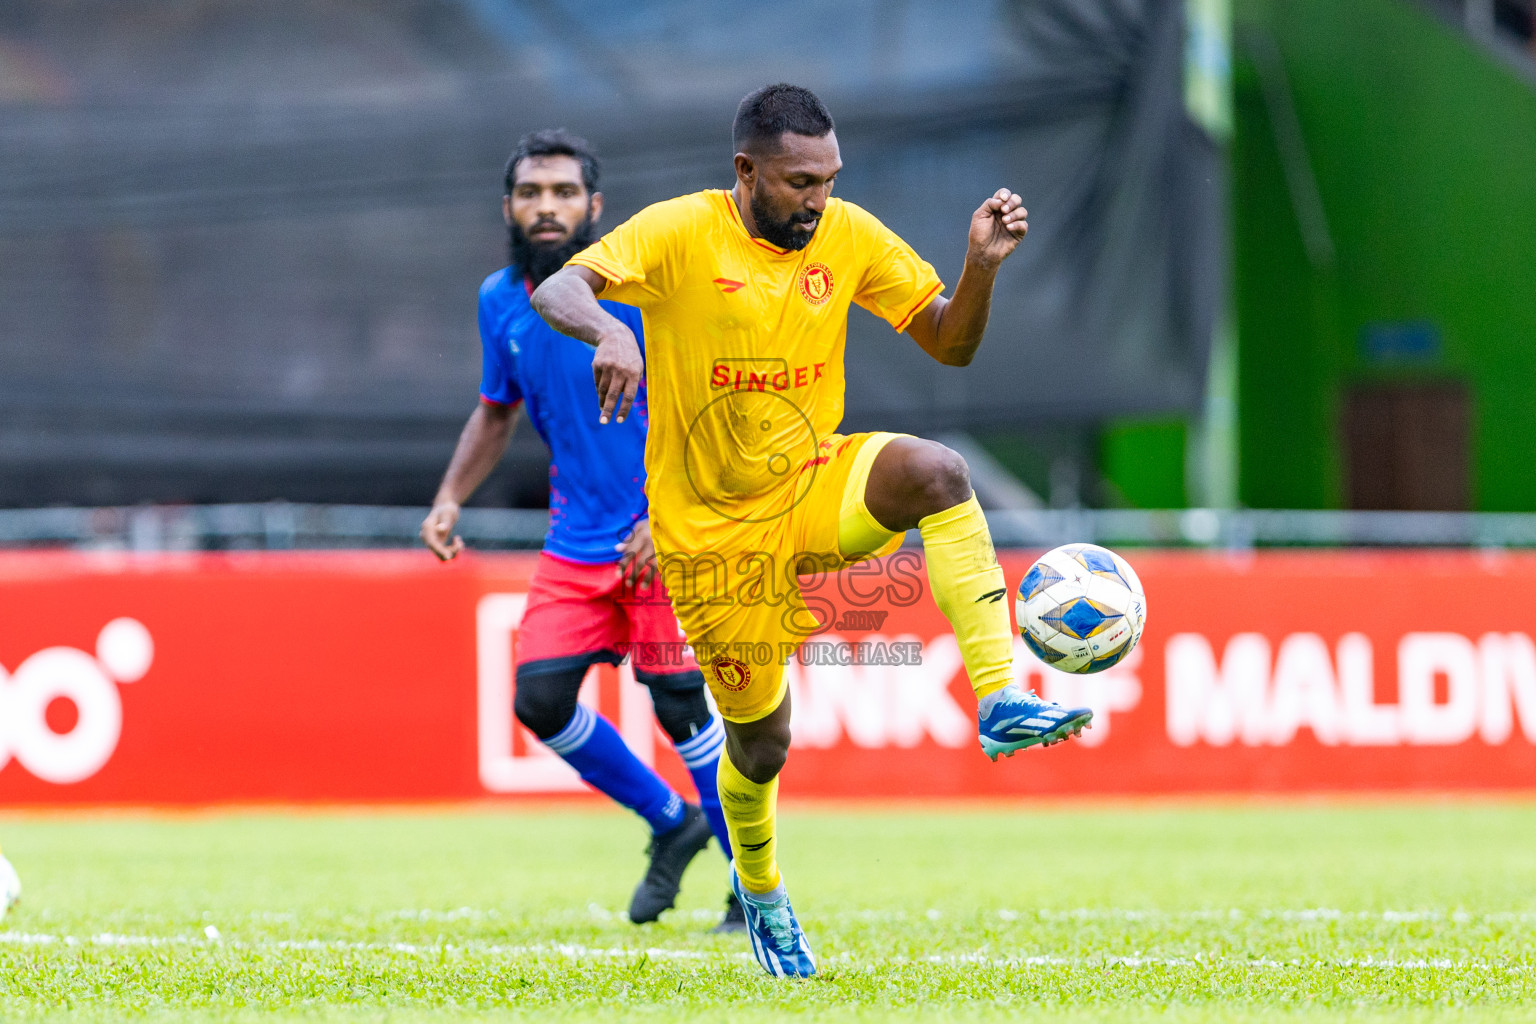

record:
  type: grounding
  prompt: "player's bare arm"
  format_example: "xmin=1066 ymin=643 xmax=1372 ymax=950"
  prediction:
xmin=904 ymin=188 xmax=1029 ymax=366
xmin=530 ymin=265 xmax=644 ymax=425
xmin=420 ymin=399 xmax=520 ymax=561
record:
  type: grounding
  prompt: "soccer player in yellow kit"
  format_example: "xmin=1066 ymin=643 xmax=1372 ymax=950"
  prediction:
xmin=534 ymin=84 xmax=1091 ymax=978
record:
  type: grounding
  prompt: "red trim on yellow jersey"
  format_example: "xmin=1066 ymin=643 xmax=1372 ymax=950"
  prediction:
xmin=716 ymin=189 xmax=793 ymax=257
xmin=567 ymin=252 xmax=626 ymax=284
xmin=893 ymin=280 xmax=944 ymax=333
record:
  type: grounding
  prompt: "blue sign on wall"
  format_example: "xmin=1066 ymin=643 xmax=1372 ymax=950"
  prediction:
xmin=1359 ymin=322 xmax=1442 ymax=364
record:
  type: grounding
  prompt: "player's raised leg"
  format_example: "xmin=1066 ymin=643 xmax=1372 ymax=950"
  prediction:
xmin=860 ymin=437 xmax=1093 ymax=758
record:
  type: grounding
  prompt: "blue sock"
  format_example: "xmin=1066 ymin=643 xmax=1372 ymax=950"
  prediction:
xmin=673 ymin=714 xmax=731 ymax=858
xmin=545 ymin=705 xmax=686 ymax=835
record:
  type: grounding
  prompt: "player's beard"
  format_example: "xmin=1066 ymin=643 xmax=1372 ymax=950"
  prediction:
xmin=510 ymin=209 xmax=598 ymax=287
xmin=750 ymin=187 xmax=819 ymax=252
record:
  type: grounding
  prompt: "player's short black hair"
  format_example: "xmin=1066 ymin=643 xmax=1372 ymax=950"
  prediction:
xmin=504 ymin=128 xmax=600 ymax=194
xmin=732 ymin=84 xmax=835 ymax=153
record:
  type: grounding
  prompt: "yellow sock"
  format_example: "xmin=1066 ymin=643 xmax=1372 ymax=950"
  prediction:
xmin=919 ymin=494 xmax=1014 ymax=699
xmin=717 ymin=748 xmax=781 ymax=894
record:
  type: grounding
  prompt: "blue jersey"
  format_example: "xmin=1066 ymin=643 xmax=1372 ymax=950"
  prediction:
xmin=478 ymin=267 xmax=648 ymax=565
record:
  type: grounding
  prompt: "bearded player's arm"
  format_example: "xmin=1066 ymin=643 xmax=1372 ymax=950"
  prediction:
xmin=903 ymin=188 xmax=1029 ymax=366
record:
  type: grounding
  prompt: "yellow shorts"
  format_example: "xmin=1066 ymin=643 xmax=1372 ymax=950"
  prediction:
xmin=656 ymin=431 xmax=908 ymax=723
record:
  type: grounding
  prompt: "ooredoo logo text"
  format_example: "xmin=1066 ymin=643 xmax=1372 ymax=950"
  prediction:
xmin=1 ymin=618 xmax=153 ymax=784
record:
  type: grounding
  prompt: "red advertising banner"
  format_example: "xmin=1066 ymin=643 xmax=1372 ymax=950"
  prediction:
xmin=0 ymin=548 xmax=1533 ymax=804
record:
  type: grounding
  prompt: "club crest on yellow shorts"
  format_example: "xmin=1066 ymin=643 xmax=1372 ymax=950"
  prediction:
xmin=711 ymin=656 xmax=752 ymax=692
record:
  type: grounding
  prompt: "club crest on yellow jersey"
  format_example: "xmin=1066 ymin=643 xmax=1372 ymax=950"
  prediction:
xmin=799 ymin=262 xmax=834 ymax=306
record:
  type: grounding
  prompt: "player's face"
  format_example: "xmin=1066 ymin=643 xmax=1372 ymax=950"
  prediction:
xmin=741 ymin=131 xmax=841 ymax=251
xmin=504 ymin=154 xmax=603 ymax=285
xmin=504 ymin=155 xmax=599 ymax=246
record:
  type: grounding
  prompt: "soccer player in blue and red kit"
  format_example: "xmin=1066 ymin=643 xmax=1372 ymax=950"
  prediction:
xmin=420 ymin=130 xmax=741 ymax=931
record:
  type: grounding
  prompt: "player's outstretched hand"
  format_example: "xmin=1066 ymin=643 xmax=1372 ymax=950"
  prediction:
xmin=615 ymin=517 xmax=656 ymax=588
xmin=421 ymin=501 xmax=465 ymax=561
xmin=967 ymin=188 xmax=1028 ymax=269
xmin=592 ymin=325 xmax=644 ymax=425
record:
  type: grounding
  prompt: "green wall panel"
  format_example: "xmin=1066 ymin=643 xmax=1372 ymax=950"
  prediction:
xmin=1233 ymin=0 xmax=1536 ymax=509
xmin=1101 ymin=418 xmax=1189 ymax=509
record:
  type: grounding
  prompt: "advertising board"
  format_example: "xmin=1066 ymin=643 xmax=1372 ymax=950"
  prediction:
xmin=1 ymin=549 xmax=1532 ymax=803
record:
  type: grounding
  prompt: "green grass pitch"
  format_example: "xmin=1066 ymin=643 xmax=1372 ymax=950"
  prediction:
xmin=1 ymin=800 xmax=1533 ymax=1022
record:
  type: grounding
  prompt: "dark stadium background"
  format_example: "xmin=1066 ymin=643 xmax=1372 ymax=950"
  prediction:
xmin=7 ymin=0 xmax=1219 ymax=511
xmin=6 ymin=0 xmax=1532 ymax=527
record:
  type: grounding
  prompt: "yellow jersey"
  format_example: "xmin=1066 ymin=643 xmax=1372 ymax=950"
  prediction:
xmin=569 ymin=189 xmax=943 ymax=554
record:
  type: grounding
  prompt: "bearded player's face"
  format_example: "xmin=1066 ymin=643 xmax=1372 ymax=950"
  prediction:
xmin=503 ymin=154 xmax=602 ymax=285
xmin=744 ymin=131 xmax=841 ymax=252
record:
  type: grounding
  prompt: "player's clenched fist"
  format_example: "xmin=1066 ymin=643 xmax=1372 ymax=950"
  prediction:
xmin=966 ymin=188 xmax=1028 ymax=270
xmin=592 ymin=325 xmax=645 ymax=425
xmin=420 ymin=501 xmax=465 ymax=561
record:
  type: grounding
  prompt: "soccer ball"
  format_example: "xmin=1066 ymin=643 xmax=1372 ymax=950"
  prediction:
xmin=1016 ymin=543 xmax=1146 ymax=674
xmin=0 ymin=855 xmax=19 ymax=920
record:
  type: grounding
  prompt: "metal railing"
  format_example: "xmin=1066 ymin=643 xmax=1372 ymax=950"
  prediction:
xmin=0 ymin=504 xmax=549 ymax=551
xmin=5 ymin=503 xmax=1536 ymax=552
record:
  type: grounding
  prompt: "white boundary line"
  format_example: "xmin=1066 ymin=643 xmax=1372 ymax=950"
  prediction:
xmin=0 ymin=931 xmax=1527 ymax=972
xmin=505 ymin=904 xmax=1536 ymax=926
xmin=1010 ymin=907 xmax=1536 ymax=924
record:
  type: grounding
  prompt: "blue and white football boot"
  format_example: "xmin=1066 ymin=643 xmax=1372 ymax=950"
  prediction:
xmin=977 ymin=684 xmax=1093 ymax=761
xmin=729 ymin=865 xmax=817 ymax=979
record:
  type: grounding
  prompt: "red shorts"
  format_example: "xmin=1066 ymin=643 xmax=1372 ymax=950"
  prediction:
xmin=516 ymin=552 xmax=699 ymax=680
